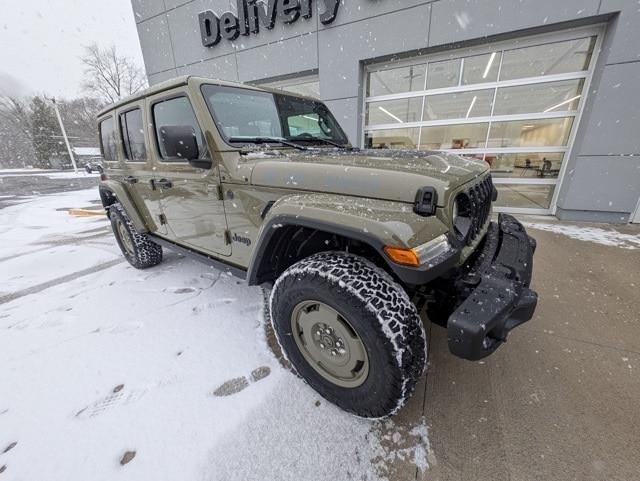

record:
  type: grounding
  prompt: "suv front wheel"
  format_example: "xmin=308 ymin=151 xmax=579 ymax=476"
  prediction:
xmin=269 ymin=252 xmax=427 ymax=418
xmin=109 ymin=202 xmax=163 ymax=269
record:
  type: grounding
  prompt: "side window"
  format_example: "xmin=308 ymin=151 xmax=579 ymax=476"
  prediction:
xmin=99 ymin=117 xmax=118 ymax=161
xmin=286 ymin=113 xmax=323 ymax=137
xmin=119 ymin=108 xmax=147 ymax=161
xmin=152 ymin=96 xmax=208 ymax=161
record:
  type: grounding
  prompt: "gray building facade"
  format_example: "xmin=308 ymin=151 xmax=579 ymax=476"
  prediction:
xmin=132 ymin=0 xmax=640 ymax=222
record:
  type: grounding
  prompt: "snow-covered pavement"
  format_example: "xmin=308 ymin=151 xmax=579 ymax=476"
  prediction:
xmin=0 ymin=189 xmax=430 ymax=480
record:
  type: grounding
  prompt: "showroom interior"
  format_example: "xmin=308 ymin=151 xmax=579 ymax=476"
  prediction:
xmin=132 ymin=0 xmax=640 ymax=223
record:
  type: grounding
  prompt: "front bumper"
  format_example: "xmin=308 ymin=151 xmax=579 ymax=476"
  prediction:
xmin=448 ymin=214 xmax=538 ymax=360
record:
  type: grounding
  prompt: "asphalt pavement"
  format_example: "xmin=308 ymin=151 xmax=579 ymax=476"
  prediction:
xmin=388 ymin=221 xmax=640 ymax=481
xmin=0 ymin=171 xmax=99 ymax=209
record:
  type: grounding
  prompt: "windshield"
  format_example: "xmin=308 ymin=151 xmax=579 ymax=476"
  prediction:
xmin=200 ymin=84 xmax=348 ymax=147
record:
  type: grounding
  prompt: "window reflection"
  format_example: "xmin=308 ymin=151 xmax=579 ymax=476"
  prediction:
xmin=488 ymin=118 xmax=574 ymax=148
xmin=366 ymin=98 xmax=423 ymax=126
xmin=494 ymin=184 xmax=555 ymax=209
xmin=423 ymin=90 xmax=493 ymax=120
xmin=365 ymin=128 xmax=420 ymax=149
xmin=462 ymin=52 xmax=501 ymax=84
xmin=494 ymin=79 xmax=584 ymax=115
xmin=419 ymin=123 xmax=489 ymax=150
xmin=427 ymin=59 xmax=460 ymax=89
xmin=485 ymin=152 xmax=564 ymax=178
xmin=500 ymin=37 xmax=595 ymax=81
xmin=367 ymin=64 xmax=426 ymax=96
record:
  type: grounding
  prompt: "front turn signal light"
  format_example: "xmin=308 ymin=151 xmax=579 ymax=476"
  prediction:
xmin=384 ymin=235 xmax=451 ymax=268
xmin=383 ymin=246 xmax=420 ymax=267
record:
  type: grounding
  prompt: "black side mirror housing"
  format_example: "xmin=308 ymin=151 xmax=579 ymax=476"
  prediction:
xmin=159 ymin=125 xmax=202 ymax=163
xmin=188 ymin=158 xmax=213 ymax=169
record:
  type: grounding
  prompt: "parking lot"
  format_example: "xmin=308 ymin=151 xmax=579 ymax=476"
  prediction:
xmin=0 ymin=178 xmax=638 ymax=480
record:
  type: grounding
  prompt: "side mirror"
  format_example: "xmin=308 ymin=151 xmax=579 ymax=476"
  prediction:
xmin=188 ymin=158 xmax=213 ymax=170
xmin=159 ymin=125 xmax=201 ymax=163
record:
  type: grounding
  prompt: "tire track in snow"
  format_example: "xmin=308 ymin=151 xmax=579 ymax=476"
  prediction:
xmin=0 ymin=258 xmax=125 ymax=305
xmin=0 ymin=231 xmax=111 ymax=263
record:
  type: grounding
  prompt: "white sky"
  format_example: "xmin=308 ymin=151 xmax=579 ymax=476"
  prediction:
xmin=0 ymin=0 xmax=144 ymax=98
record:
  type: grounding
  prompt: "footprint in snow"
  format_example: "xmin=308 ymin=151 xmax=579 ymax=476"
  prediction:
xmin=3 ymin=442 xmax=17 ymax=453
xmin=75 ymin=386 xmax=147 ymax=419
xmin=212 ymin=366 xmax=271 ymax=397
xmin=167 ymin=287 xmax=197 ymax=294
xmin=192 ymin=298 xmax=236 ymax=314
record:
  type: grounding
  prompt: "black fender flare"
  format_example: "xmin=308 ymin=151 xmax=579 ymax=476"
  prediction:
xmin=246 ymin=214 xmax=459 ymax=286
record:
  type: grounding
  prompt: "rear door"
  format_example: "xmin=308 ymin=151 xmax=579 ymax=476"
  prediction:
xmin=117 ymin=101 xmax=167 ymax=235
xmin=147 ymin=89 xmax=231 ymax=256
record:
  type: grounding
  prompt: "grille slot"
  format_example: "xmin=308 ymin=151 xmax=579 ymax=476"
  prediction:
xmin=456 ymin=175 xmax=494 ymax=245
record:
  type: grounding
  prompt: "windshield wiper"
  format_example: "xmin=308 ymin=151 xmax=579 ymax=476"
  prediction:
xmin=228 ymin=136 xmax=307 ymax=151
xmin=288 ymin=134 xmax=352 ymax=149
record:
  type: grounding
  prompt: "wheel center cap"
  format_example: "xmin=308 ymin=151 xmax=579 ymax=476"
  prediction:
xmin=322 ymin=336 xmax=334 ymax=348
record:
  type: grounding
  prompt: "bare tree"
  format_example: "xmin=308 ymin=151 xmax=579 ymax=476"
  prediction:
xmin=80 ymin=44 xmax=147 ymax=104
xmin=58 ymin=97 xmax=104 ymax=147
xmin=0 ymin=96 xmax=36 ymax=168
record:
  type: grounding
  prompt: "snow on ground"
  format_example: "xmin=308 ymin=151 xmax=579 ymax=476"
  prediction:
xmin=0 ymin=168 xmax=49 ymax=174
xmin=521 ymin=221 xmax=640 ymax=249
xmin=0 ymin=170 xmax=99 ymax=179
xmin=0 ymin=188 xmax=430 ymax=481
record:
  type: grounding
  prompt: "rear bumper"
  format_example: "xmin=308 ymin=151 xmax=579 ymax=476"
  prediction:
xmin=447 ymin=214 xmax=538 ymax=360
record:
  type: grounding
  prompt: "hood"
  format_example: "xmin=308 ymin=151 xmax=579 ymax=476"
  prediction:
xmin=248 ymin=149 xmax=489 ymax=206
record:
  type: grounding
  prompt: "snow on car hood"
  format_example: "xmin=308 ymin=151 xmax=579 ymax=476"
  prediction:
xmin=248 ymin=149 xmax=488 ymax=206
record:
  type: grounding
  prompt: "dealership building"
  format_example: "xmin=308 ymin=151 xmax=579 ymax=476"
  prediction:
xmin=132 ymin=0 xmax=640 ymax=222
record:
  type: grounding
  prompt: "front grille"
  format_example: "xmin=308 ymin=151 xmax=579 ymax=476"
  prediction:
xmin=455 ymin=175 xmax=494 ymax=245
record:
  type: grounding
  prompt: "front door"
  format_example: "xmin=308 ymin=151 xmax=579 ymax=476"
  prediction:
xmin=148 ymin=91 xmax=231 ymax=256
xmin=116 ymin=101 xmax=167 ymax=235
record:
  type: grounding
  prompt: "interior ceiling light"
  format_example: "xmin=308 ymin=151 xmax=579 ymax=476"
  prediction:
xmin=482 ymin=52 xmax=497 ymax=79
xmin=543 ymin=94 xmax=581 ymax=112
xmin=378 ymin=106 xmax=404 ymax=123
xmin=465 ymin=95 xmax=478 ymax=118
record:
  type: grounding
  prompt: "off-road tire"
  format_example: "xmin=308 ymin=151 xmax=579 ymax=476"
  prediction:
xmin=269 ymin=252 xmax=427 ymax=418
xmin=109 ymin=202 xmax=163 ymax=269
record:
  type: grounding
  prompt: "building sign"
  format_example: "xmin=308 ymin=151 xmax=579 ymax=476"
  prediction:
xmin=199 ymin=0 xmax=340 ymax=47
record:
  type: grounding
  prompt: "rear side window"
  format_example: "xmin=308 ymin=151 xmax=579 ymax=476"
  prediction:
xmin=152 ymin=96 xmax=208 ymax=161
xmin=99 ymin=117 xmax=118 ymax=161
xmin=119 ymin=108 xmax=147 ymax=162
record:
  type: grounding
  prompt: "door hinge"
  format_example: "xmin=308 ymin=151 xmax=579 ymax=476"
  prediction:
xmin=159 ymin=214 xmax=167 ymax=225
xmin=224 ymin=229 xmax=232 ymax=245
xmin=206 ymin=184 xmax=224 ymax=200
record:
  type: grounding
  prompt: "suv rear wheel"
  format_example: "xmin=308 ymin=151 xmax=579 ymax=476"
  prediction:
xmin=269 ymin=252 xmax=427 ymax=418
xmin=109 ymin=202 xmax=163 ymax=269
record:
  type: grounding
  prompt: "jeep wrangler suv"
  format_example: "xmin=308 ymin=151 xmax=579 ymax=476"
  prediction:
xmin=97 ymin=76 xmax=538 ymax=418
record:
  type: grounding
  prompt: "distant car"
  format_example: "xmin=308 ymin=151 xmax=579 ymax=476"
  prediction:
xmin=97 ymin=76 xmax=538 ymax=418
xmin=84 ymin=162 xmax=103 ymax=174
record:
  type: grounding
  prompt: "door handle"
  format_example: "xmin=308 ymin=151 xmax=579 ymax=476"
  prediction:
xmin=123 ymin=175 xmax=138 ymax=184
xmin=155 ymin=178 xmax=173 ymax=190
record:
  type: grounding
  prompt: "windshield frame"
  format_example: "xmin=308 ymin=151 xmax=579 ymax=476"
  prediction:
xmin=199 ymin=83 xmax=349 ymax=149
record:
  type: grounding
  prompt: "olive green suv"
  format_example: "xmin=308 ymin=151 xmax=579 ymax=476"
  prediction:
xmin=97 ymin=76 xmax=538 ymax=418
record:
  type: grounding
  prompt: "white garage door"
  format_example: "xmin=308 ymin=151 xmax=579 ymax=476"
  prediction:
xmin=364 ymin=26 xmax=603 ymax=214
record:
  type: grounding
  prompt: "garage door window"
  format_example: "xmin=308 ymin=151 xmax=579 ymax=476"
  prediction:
xmin=364 ymin=29 xmax=600 ymax=213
